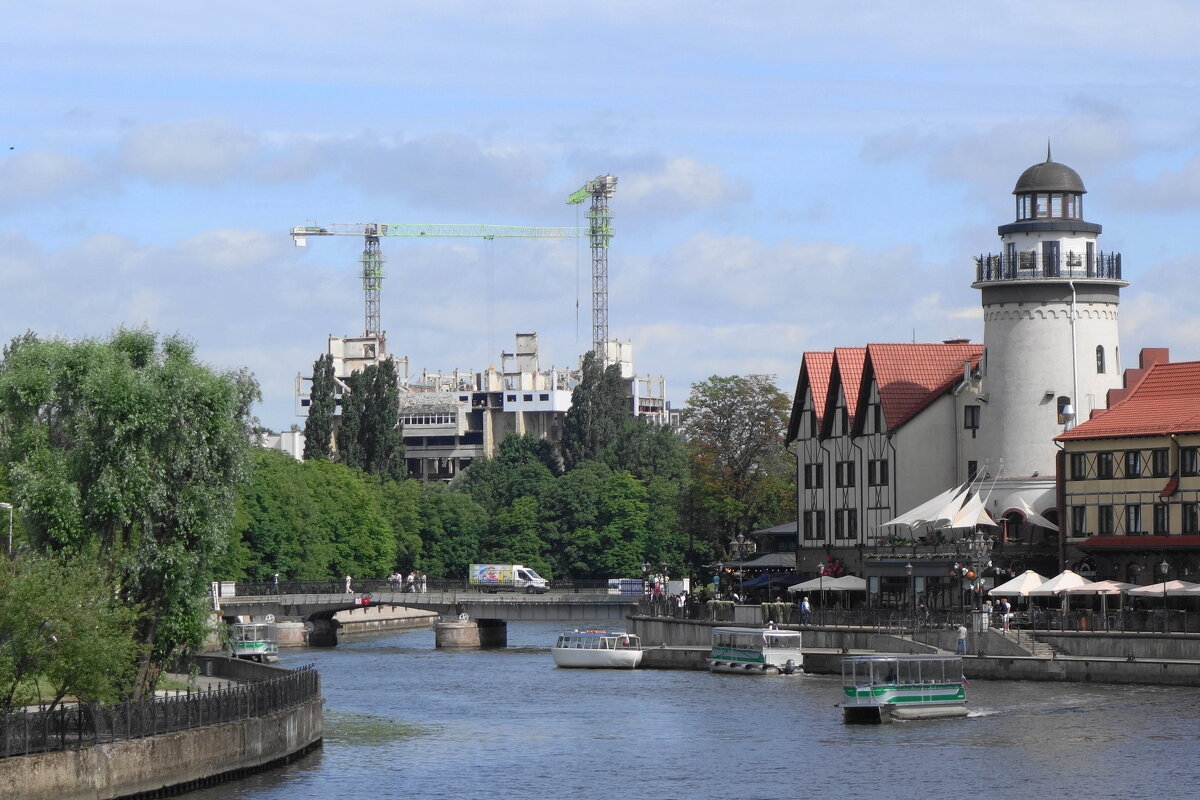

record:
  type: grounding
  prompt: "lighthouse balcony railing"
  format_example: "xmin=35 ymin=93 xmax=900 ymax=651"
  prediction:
xmin=974 ymin=251 xmax=1121 ymax=283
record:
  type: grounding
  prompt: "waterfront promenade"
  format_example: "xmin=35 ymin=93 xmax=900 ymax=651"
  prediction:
xmin=629 ymin=610 xmax=1200 ymax=686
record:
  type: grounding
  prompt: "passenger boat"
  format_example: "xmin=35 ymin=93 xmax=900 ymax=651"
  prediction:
xmin=230 ymin=621 xmax=279 ymax=662
xmin=708 ymin=626 xmax=803 ymax=675
xmin=552 ymin=629 xmax=642 ymax=669
xmin=840 ymin=654 xmax=967 ymax=723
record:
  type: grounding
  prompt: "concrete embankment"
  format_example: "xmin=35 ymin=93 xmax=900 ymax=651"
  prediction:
xmin=629 ymin=615 xmax=1200 ymax=685
xmin=4 ymin=657 xmax=323 ymax=800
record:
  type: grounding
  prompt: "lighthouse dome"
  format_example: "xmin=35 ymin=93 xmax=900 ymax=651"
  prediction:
xmin=1013 ymin=158 xmax=1086 ymax=195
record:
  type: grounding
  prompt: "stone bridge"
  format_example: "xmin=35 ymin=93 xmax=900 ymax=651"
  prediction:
xmin=217 ymin=591 xmax=638 ymax=646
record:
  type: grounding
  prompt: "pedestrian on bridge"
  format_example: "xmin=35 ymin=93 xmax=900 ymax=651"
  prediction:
xmin=345 ymin=574 xmax=352 ymax=594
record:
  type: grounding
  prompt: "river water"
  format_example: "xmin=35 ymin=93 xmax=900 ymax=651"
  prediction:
xmin=189 ymin=620 xmax=1200 ymax=800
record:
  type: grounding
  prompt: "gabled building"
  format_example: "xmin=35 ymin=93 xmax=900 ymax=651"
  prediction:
xmin=1056 ymin=349 xmax=1200 ymax=583
xmin=788 ymin=342 xmax=984 ymax=550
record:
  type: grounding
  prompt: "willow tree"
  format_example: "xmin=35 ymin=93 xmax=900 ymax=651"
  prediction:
xmin=0 ymin=329 xmax=259 ymax=697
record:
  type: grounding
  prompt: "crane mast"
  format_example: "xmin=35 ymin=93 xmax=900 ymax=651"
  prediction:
xmin=566 ymin=174 xmax=618 ymax=364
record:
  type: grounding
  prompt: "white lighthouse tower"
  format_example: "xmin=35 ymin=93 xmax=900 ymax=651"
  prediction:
xmin=971 ymin=149 xmax=1127 ymax=480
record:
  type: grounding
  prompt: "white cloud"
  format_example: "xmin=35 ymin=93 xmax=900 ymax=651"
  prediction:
xmin=117 ymin=120 xmax=259 ymax=184
xmin=618 ymin=156 xmax=751 ymax=217
xmin=0 ymin=149 xmax=98 ymax=208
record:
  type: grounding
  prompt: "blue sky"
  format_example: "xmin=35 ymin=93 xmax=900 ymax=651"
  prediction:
xmin=4 ymin=1 xmax=1200 ymax=430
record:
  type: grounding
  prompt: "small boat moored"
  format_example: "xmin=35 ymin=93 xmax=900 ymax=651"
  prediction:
xmin=230 ymin=621 xmax=279 ymax=662
xmin=841 ymin=654 xmax=967 ymax=723
xmin=708 ymin=626 xmax=803 ymax=675
xmin=552 ymin=629 xmax=643 ymax=669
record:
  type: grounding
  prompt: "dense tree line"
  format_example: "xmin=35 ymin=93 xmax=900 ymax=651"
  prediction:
xmin=228 ymin=358 xmax=794 ymax=584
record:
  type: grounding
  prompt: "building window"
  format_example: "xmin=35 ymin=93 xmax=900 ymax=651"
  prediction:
xmin=1124 ymin=451 xmax=1142 ymax=478
xmin=1057 ymin=395 xmax=1072 ymax=425
xmin=803 ymin=510 xmax=826 ymax=541
xmin=872 ymin=402 xmax=882 ymax=433
xmin=839 ymin=405 xmax=850 ymax=433
xmin=834 ymin=509 xmax=857 ymax=540
xmin=1184 ymin=503 xmax=1199 ymax=535
xmin=1096 ymin=345 xmax=1105 ymax=374
xmin=1096 ymin=452 xmax=1114 ymax=479
xmin=1097 ymin=505 xmax=1114 ymax=536
xmin=804 ymin=463 xmax=824 ymax=490
xmin=964 ymin=405 xmax=980 ymax=430
xmin=967 ymin=461 xmax=979 ymax=482
xmin=1182 ymin=448 xmax=1199 ymax=477
xmin=808 ymin=408 xmax=818 ymax=438
xmin=835 ymin=461 xmax=855 ymax=488
xmin=539 ymin=393 xmax=549 ymax=401
xmin=1125 ymin=505 xmax=1142 ymax=535
xmin=1154 ymin=504 xmax=1170 ymax=535
xmin=867 ymin=459 xmax=889 ymax=487
xmin=1070 ymin=453 xmax=1088 ymax=480
xmin=1152 ymin=448 xmax=1170 ymax=477
xmin=1071 ymin=505 xmax=1087 ymax=537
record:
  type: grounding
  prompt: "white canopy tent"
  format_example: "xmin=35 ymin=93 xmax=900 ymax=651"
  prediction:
xmin=1016 ymin=497 xmax=1059 ymax=532
xmin=879 ymin=483 xmax=968 ymax=530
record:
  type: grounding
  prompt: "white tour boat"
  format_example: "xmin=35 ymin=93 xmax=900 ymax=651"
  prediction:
xmin=840 ymin=654 xmax=968 ymax=723
xmin=708 ymin=626 xmax=803 ymax=675
xmin=552 ymin=629 xmax=643 ymax=669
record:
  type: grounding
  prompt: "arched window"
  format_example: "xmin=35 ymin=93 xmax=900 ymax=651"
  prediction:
xmin=1096 ymin=345 xmax=1105 ymax=374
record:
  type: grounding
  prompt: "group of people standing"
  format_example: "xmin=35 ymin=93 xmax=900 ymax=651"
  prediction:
xmin=388 ymin=570 xmax=428 ymax=593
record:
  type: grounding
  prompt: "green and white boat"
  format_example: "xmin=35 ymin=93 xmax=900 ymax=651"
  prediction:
xmin=708 ymin=626 xmax=803 ymax=675
xmin=841 ymin=654 xmax=967 ymax=723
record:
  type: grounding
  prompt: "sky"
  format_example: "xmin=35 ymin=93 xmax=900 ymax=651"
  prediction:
xmin=4 ymin=1 xmax=1200 ymax=431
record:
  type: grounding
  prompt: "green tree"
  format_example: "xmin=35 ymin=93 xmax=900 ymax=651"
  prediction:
xmin=337 ymin=359 xmax=404 ymax=478
xmin=0 ymin=555 xmax=141 ymax=712
xmin=0 ymin=329 xmax=258 ymax=697
xmin=683 ymin=375 xmax=795 ymax=556
xmin=415 ymin=484 xmax=486 ymax=578
xmin=303 ymin=353 xmax=336 ymax=461
xmin=233 ymin=450 xmax=397 ymax=581
xmin=561 ymin=351 xmax=628 ymax=471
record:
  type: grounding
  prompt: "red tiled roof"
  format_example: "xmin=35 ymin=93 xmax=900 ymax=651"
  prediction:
xmin=865 ymin=343 xmax=984 ymax=430
xmin=786 ymin=351 xmax=833 ymax=444
xmin=832 ymin=347 xmax=867 ymax=423
xmin=1057 ymin=361 xmax=1200 ymax=441
xmin=804 ymin=352 xmax=834 ymax=420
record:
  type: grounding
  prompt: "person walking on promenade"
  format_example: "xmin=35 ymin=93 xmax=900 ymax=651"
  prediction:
xmin=271 ymin=572 xmax=279 ymax=594
xmin=800 ymin=596 xmax=812 ymax=624
xmin=955 ymin=623 xmax=968 ymax=654
xmin=344 ymin=574 xmax=352 ymax=594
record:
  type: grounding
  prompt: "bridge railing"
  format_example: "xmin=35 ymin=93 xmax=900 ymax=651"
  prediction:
xmin=225 ymin=577 xmax=619 ymax=597
xmin=0 ymin=664 xmax=319 ymax=759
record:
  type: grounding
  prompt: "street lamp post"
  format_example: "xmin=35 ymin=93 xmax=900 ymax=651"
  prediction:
xmin=905 ymin=562 xmax=914 ymax=618
xmin=0 ymin=502 xmax=12 ymax=556
xmin=1159 ymin=559 xmax=1170 ymax=633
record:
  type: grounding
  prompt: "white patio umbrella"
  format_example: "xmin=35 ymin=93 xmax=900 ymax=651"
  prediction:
xmin=786 ymin=576 xmax=828 ymax=593
xmin=828 ymin=575 xmax=868 ymax=592
xmin=988 ymin=569 xmax=1048 ymax=596
xmin=1126 ymin=580 xmax=1200 ymax=597
xmin=1062 ymin=580 xmax=1135 ymax=630
xmin=1026 ymin=570 xmax=1094 ymax=595
xmin=1027 ymin=570 xmax=1095 ymax=628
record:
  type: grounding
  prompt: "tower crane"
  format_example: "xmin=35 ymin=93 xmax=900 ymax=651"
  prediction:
xmin=566 ymin=174 xmax=618 ymax=363
xmin=291 ymin=174 xmax=618 ymax=362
